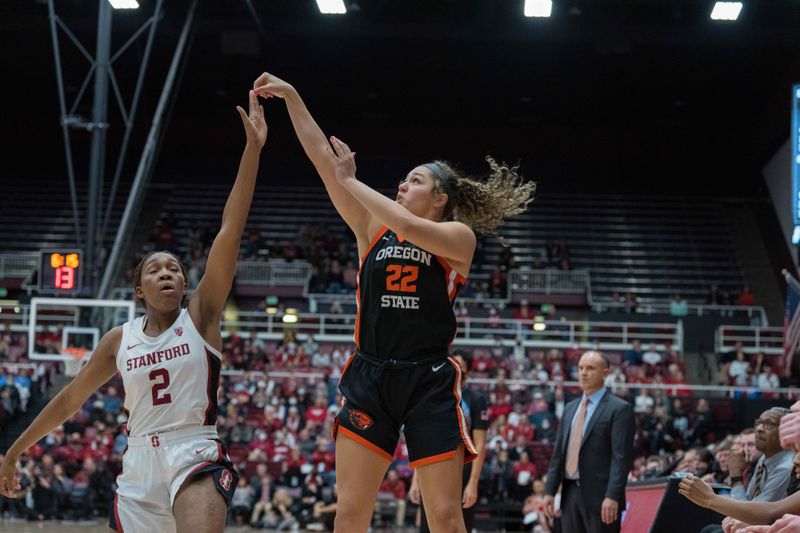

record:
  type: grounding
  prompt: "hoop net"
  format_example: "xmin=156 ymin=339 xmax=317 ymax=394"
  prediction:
xmin=61 ymin=347 xmax=89 ymax=377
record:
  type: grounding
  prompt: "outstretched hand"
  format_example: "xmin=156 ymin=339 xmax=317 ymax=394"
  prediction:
xmin=678 ymin=474 xmax=716 ymax=508
xmin=326 ymin=136 xmax=357 ymax=184
xmin=0 ymin=455 xmax=21 ymax=498
xmin=253 ymin=72 xmax=295 ymax=100
xmin=236 ymin=90 xmax=267 ymax=149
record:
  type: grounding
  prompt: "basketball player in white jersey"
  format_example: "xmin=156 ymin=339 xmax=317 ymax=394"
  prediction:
xmin=0 ymin=89 xmax=267 ymax=532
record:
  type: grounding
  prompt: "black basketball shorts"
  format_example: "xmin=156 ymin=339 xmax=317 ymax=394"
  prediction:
xmin=333 ymin=354 xmax=478 ymax=467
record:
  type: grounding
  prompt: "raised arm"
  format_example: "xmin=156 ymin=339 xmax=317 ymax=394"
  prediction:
xmin=679 ymin=474 xmax=800 ymax=525
xmin=327 ymin=136 xmax=476 ymax=275
xmin=253 ymin=73 xmax=372 ymax=245
xmin=0 ymin=327 xmax=121 ymax=497
xmin=189 ymin=90 xmax=266 ymax=347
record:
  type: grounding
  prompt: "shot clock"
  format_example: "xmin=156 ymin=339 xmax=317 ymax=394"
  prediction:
xmin=39 ymin=249 xmax=83 ymax=293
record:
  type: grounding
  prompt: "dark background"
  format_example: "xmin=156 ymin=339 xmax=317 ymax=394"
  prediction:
xmin=3 ymin=0 xmax=800 ymax=194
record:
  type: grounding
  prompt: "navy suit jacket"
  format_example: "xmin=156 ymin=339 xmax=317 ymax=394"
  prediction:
xmin=545 ymin=390 xmax=635 ymax=510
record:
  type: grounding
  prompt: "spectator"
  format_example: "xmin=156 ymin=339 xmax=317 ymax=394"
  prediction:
xmin=634 ymin=388 xmax=655 ymax=414
xmin=376 ymin=469 xmax=406 ymax=528
xmin=229 ymin=476 xmax=255 ymax=526
xmin=670 ymin=293 xmax=689 ymax=317
xmin=522 ymin=478 xmax=554 ymax=532
xmin=624 ymin=292 xmax=638 ymax=313
xmin=623 ymin=340 xmax=644 ymax=366
xmin=514 ymin=299 xmax=535 ymax=321
xmin=642 ymin=456 xmax=666 ymax=480
xmin=250 ymin=473 xmax=275 ymax=527
xmin=707 ymin=284 xmax=721 ymax=306
xmin=729 ymin=350 xmax=751 ymax=387
xmin=737 ymin=285 xmax=754 ymax=307
xmin=512 ymin=451 xmax=538 ymax=501
xmin=642 ymin=344 xmax=663 ymax=369
xmin=487 ymin=448 xmax=514 ymax=501
xmin=757 ymin=361 xmax=780 ymax=391
xmin=308 ymin=484 xmax=338 ymax=532
xmin=263 ymin=488 xmax=300 ymax=531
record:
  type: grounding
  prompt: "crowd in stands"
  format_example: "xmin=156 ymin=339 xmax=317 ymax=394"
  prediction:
xmin=136 ymin=221 xmax=581 ymax=304
xmin=1 ymin=320 xmax=795 ymax=530
xmin=715 ymin=342 xmax=784 ymax=391
xmin=0 ymin=328 xmax=38 ymax=440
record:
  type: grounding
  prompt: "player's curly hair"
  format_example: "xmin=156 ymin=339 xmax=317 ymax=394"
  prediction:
xmin=132 ymin=250 xmax=188 ymax=308
xmin=431 ymin=156 xmax=535 ymax=243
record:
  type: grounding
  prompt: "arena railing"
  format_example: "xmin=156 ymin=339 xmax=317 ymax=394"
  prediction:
xmin=715 ymin=325 xmax=784 ymax=355
xmin=235 ymin=260 xmax=312 ymax=287
xmin=592 ymin=302 xmax=768 ymax=326
xmin=218 ymin=313 xmax=683 ymax=352
xmin=305 ymin=292 xmax=510 ymax=312
xmin=216 ymin=371 xmax=798 ymax=400
xmin=0 ymin=308 xmax=682 ymax=352
xmin=0 ymin=253 xmax=38 ymax=279
xmin=464 ymin=379 xmax=799 ymax=399
xmin=507 ymin=268 xmax=590 ymax=296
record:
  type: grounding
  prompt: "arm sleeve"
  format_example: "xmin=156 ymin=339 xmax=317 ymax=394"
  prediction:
xmin=545 ymin=409 xmax=567 ymax=496
xmin=605 ymin=401 xmax=635 ymax=502
xmin=730 ymin=481 xmax=748 ymax=501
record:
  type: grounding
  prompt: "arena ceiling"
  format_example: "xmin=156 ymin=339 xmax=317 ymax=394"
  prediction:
xmin=3 ymin=0 xmax=800 ymax=193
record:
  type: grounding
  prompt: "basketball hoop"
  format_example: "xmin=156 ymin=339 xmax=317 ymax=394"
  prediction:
xmin=61 ymin=346 xmax=89 ymax=377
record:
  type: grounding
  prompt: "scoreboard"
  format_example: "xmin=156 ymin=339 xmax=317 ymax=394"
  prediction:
xmin=39 ymin=250 xmax=83 ymax=293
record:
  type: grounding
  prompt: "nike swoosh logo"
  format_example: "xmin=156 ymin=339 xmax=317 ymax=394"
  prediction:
xmin=127 ymin=342 xmax=143 ymax=350
xmin=432 ymin=362 xmax=447 ymax=372
xmin=195 ymin=449 xmax=204 ymax=454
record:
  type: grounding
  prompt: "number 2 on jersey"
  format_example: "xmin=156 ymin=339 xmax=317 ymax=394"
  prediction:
xmin=385 ymin=264 xmax=418 ymax=292
xmin=149 ymin=368 xmax=172 ymax=405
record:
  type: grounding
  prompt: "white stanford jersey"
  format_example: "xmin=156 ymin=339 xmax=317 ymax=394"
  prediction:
xmin=116 ymin=308 xmax=221 ymax=437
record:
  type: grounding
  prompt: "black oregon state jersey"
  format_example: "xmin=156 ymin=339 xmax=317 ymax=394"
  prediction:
xmin=355 ymin=226 xmax=466 ymax=361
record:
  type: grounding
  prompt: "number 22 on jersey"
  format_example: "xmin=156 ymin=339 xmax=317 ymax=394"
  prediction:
xmin=385 ymin=265 xmax=418 ymax=292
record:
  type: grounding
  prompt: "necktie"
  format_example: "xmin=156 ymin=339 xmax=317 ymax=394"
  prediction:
xmin=565 ymin=397 xmax=589 ymax=478
xmin=752 ymin=461 xmax=766 ymax=499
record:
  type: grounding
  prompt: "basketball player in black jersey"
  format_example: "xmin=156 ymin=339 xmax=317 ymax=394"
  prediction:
xmin=253 ymin=71 xmax=534 ymax=533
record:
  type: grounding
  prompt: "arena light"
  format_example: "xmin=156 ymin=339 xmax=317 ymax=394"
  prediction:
xmin=533 ymin=316 xmax=547 ymax=332
xmin=282 ymin=314 xmax=298 ymax=324
xmin=710 ymin=2 xmax=742 ymax=21
xmin=316 ymin=0 xmax=347 ymax=14
xmin=524 ymin=0 xmax=553 ymax=18
xmin=266 ymin=307 xmax=278 ymax=315
xmin=108 ymin=0 xmax=140 ymax=9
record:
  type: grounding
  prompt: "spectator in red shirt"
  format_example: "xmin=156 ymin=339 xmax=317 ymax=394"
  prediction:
xmin=311 ymin=437 xmax=336 ymax=473
xmin=305 ymin=397 xmax=328 ymax=425
xmin=471 ymin=350 xmax=496 ymax=374
xmin=247 ymin=430 xmax=274 ymax=462
xmin=512 ymin=451 xmax=538 ymax=501
xmin=514 ymin=417 xmax=536 ymax=444
xmin=737 ymin=285 xmax=754 ymax=306
xmin=664 ymin=363 xmax=692 ymax=397
xmin=514 ymin=299 xmax=535 ymax=321
xmin=377 ymin=469 xmax=407 ymax=528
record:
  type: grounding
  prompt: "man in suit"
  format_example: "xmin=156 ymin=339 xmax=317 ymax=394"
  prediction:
xmin=543 ymin=351 xmax=635 ymax=533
